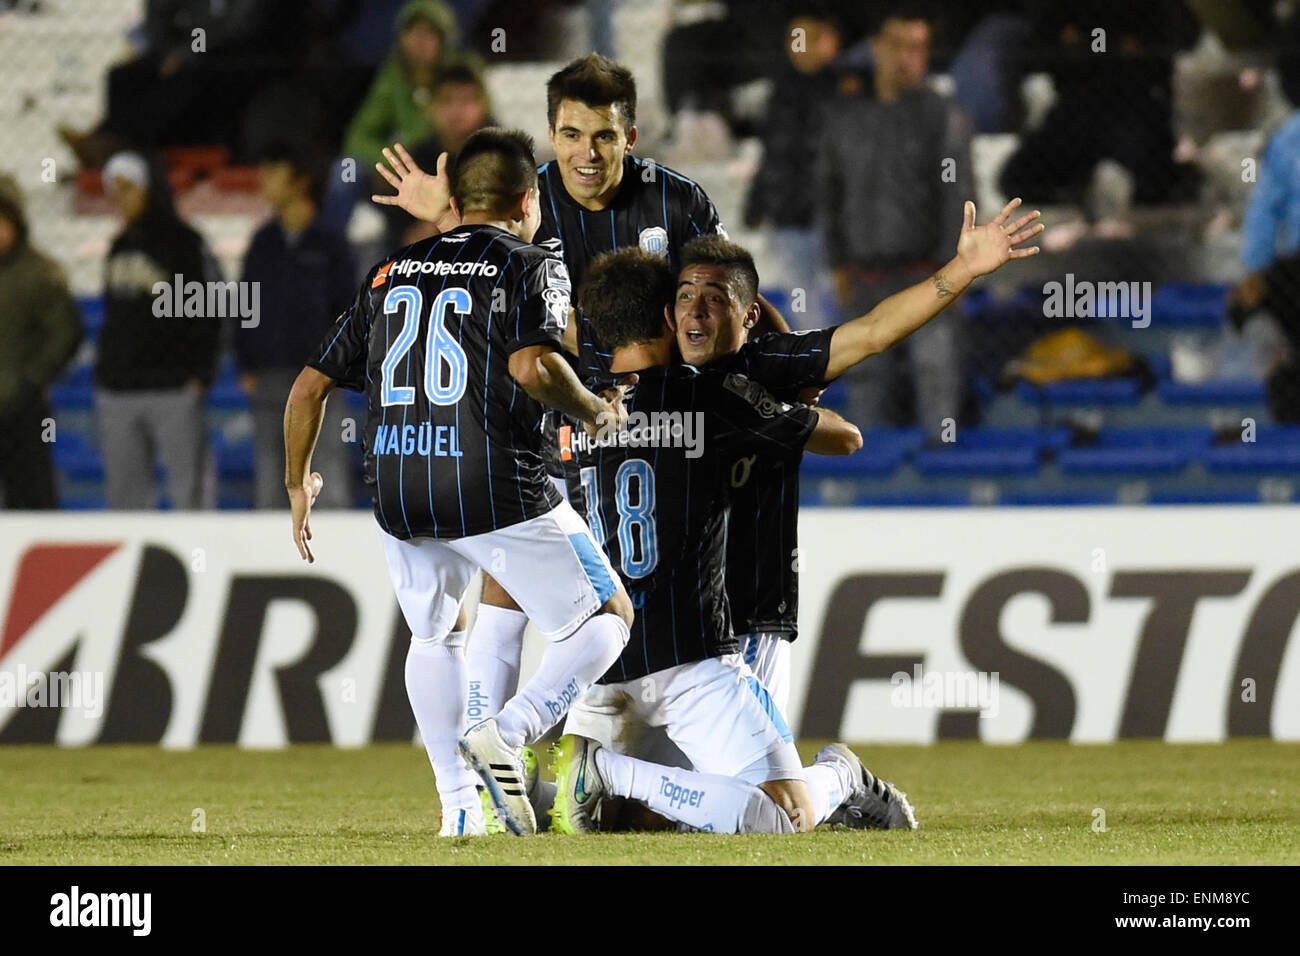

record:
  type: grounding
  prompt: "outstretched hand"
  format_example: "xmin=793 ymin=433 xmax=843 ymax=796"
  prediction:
xmin=955 ymin=198 xmax=1044 ymax=279
xmin=289 ymin=472 xmax=324 ymax=563
xmin=371 ymin=144 xmax=452 ymax=224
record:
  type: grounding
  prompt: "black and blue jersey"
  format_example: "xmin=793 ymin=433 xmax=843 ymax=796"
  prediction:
xmin=309 ymin=224 xmax=571 ymax=539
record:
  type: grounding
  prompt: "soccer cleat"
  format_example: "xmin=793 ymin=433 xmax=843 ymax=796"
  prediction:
xmin=818 ymin=743 xmax=919 ymax=830
xmin=478 ymin=787 xmax=506 ymax=834
xmin=458 ymin=719 xmax=537 ymax=835
xmin=439 ymin=807 xmax=488 ymax=837
xmin=548 ymin=734 xmax=606 ymax=834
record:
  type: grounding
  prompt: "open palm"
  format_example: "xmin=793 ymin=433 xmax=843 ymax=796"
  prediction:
xmin=371 ymin=144 xmax=451 ymax=223
xmin=956 ymin=198 xmax=1044 ymax=278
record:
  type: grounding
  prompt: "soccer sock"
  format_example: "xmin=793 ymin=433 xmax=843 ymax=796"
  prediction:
xmin=595 ymin=750 xmax=794 ymax=834
xmin=404 ymin=631 xmax=480 ymax=815
xmin=494 ymin=613 xmax=630 ymax=748
xmin=804 ymin=760 xmax=852 ymax=824
xmin=464 ymin=605 xmax=526 ymax=732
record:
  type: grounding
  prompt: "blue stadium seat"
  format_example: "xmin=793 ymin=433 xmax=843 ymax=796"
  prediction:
xmin=218 ymin=493 xmax=255 ymax=510
xmin=1016 ymin=378 xmax=1141 ymax=406
xmin=1057 ymin=446 xmax=1189 ymax=476
xmin=1001 ymin=490 xmax=1116 ymax=506
xmin=803 ymin=445 xmax=906 ymax=479
xmin=950 ymin=426 xmax=1073 ymax=451
xmin=1202 ymin=444 xmax=1300 ymax=474
xmin=77 ymin=297 xmax=105 ymax=339
xmin=855 ymin=491 xmax=971 ymax=507
xmin=51 ymin=433 xmax=104 ymax=481
xmin=207 ymin=379 xmax=248 ymax=410
xmin=1149 ymin=489 xmax=1265 ymax=504
xmin=51 ymin=362 xmax=96 ymax=410
xmin=817 ymin=379 xmax=848 ymax=410
xmin=913 ymin=446 xmax=1040 ymax=477
xmin=1157 ymin=380 xmax=1266 ymax=405
xmin=1144 ymin=352 xmax=1172 ymax=380
xmin=1151 ymin=283 xmax=1229 ymax=329
xmin=59 ymin=492 xmax=107 ymax=510
xmin=1092 ymin=426 xmax=1215 ymax=450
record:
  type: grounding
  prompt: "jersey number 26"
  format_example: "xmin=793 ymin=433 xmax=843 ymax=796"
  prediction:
xmin=380 ymin=286 xmax=470 ymax=407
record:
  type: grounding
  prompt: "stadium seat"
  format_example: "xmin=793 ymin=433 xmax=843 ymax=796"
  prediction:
xmin=1202 ymin=444 xmax=1300 ymax=474
xmin=1090 ymin=426 xmax=1215 ymax=450
xmin=1157 ymin=380 xmax=1266 ymax=405
xmin=912 ymin=446 xmax=1040 ymax=478
xmin=1148 ymin=489 xmax=1265 ymax=505
xmin=1001 ymin=490 xmax=1116 ymax=506
xmin=51 ymin=362 xmax=96 ymax=410
xmin=1016 ymin=378 xmax=1142 ymax=406
xmin=855 ymin=491 xmax=971 ymax=507
xmin=802 ymin=444 xmax=906 ymax=479
xmin=1057 ymin=446 xmax=1190 ymax=476
xmin=1151 ymin=283 xmax=1230 ymax=329
xmin=212 ymin=434 xmax=255 ymax=480
xmin=948 ymin=426 xmax=1073 ymax=451
xmin=50 ymin=432 xmax=104 ymax=481
xmin=77 ymin=297 xmax=105 ymax=338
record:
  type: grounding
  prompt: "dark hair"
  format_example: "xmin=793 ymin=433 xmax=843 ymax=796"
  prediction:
xmin=546 ymin=53 xmax=637 ymax=132
xmin=435 ymin=58 xmax=487 ymax=95
xmin=257 ymin=140 xmax=332 ymax=206
xmin=874 ymin=1 xmax=935 ymax=31
xmin=450 ymin=127 xmax=537 ymax=213
xmin=579 ymin=249 xmax=676 ymax=351
xmin=679 ymin=236 xmax=760 ymax=307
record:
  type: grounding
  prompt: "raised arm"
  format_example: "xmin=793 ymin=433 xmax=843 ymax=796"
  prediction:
xmin=804 ymin=406 xmax=863 ymax=456
xmin=371 ymin=144 xmax=461 ymax=234
xmin=824 ymin=198 xmax=1043 ymax=382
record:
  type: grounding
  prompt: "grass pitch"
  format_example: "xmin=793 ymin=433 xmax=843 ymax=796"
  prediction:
xmin=1 ymin=741 xmax=1294 ymax=865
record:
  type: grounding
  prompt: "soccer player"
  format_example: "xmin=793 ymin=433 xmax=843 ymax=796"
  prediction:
xmin=673 ymin=199 xmax=1043 ymax=718
xmin=548 ymin=248 xmax=867 ymax=834
xmin=554 ymin=197 xmax=1042 ymax=834
xmin=283 ymin=128 xmax=634 ymax=837
xmin=370 ymin=54 xmax=792 ymax=799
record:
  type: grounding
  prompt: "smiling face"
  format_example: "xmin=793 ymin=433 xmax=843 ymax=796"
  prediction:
xmin=548 ymin=98 xmax=636 ymax=211
xmin=671 ymin=264 xmax=758 ymax=366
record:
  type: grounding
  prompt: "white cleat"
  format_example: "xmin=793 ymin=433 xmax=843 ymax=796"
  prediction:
xmin=818 ymin=742 xmax=919 ymax=830
xmin=458 ymin=719 xmax=537 ymax=835
xmin=439 ymin=806 xmax=488 ymax=837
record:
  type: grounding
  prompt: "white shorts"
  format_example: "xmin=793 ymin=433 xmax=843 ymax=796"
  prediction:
xmin=379 ymin=500 xmax=619 ymax=643
xmin=564 ymin=654 xmax=801 ymax=785
xmin=739 ymin=632 xmax=792 ymax=718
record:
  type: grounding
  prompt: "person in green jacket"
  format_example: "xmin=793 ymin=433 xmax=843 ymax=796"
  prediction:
xmin=343 ymin=0 xmax=460 ymax=173
xmin=0 ymin=174 xmax=84 ymax=509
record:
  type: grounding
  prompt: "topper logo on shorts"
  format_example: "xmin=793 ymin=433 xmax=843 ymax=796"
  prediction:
xmin=544 ymin=677 xmax=581 ymax=722
xmin=660 ymin=776 xmax=705 ymax=809
xmin=49 ymin=886 xmax=151 ymax=936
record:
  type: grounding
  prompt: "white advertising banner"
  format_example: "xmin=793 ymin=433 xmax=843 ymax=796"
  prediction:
xmin=1 ymin=508 xmax=1296 ymax=745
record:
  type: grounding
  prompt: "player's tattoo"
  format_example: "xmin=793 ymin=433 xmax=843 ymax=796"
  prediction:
xmin=932 ymin=274 xmax=955 ymax=299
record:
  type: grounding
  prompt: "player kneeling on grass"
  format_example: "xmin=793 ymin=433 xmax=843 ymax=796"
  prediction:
xmin=543 ymin=249 xmax=899 ymax=834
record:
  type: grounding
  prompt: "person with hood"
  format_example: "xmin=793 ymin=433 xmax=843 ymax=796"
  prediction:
xmin=95 ymin=152 xmax=221 ymax=509
xmin=343 ymin=0 xmax=459 ymax=174
xmin=0 ymin=175 xmax=83 ymax=509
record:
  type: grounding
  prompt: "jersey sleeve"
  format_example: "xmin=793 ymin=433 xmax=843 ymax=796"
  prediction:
xmin=508 ymin=253 xmax=570 ymax=354
xmin=734 ymin=328 xmax=834 ymax=399
xmin=709 ymin=372 xmax=818 ymax=463
xmin=685 ymin=180 xmax=727 ymax=240
xmin=307 ymin=260 xmax=380 ymax=392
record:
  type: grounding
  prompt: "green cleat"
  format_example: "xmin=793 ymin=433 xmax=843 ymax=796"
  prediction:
xmin=548 ymin=734 xmax=605 ymax=834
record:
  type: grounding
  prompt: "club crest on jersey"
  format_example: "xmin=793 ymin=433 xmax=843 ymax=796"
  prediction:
xmin=722 ymin=373 xmax=786 ymax=419
xmin=638 ymin=226 xmax=669 ymax=257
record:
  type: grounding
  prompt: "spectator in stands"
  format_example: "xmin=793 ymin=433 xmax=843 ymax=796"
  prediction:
xmin=386 ymin=57 xmax=494 ymax=248
xmin=237 ymin=143 xmax=357 ymax=509
xmin=744 ymin=7 xmax=842 ymax=330
xmin=817 ymin=3 xmax=972 ymax=438
xmin=342 ymin=0 xmax=458 ymax=172
xmin=322 ymin=0 xmax=458 ymax=237
xmin=0 ymin=175 xmax=83 ymax=510
xmin=95 ymin=152 xmax=220 ymax=509
xmin=1230 ymin=46 xmax=1300 ymax=421
xmin=60 ymin=0 xmax=289 ymax=166
xmin=997 ymin=0 xmax=1202 ymax=226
